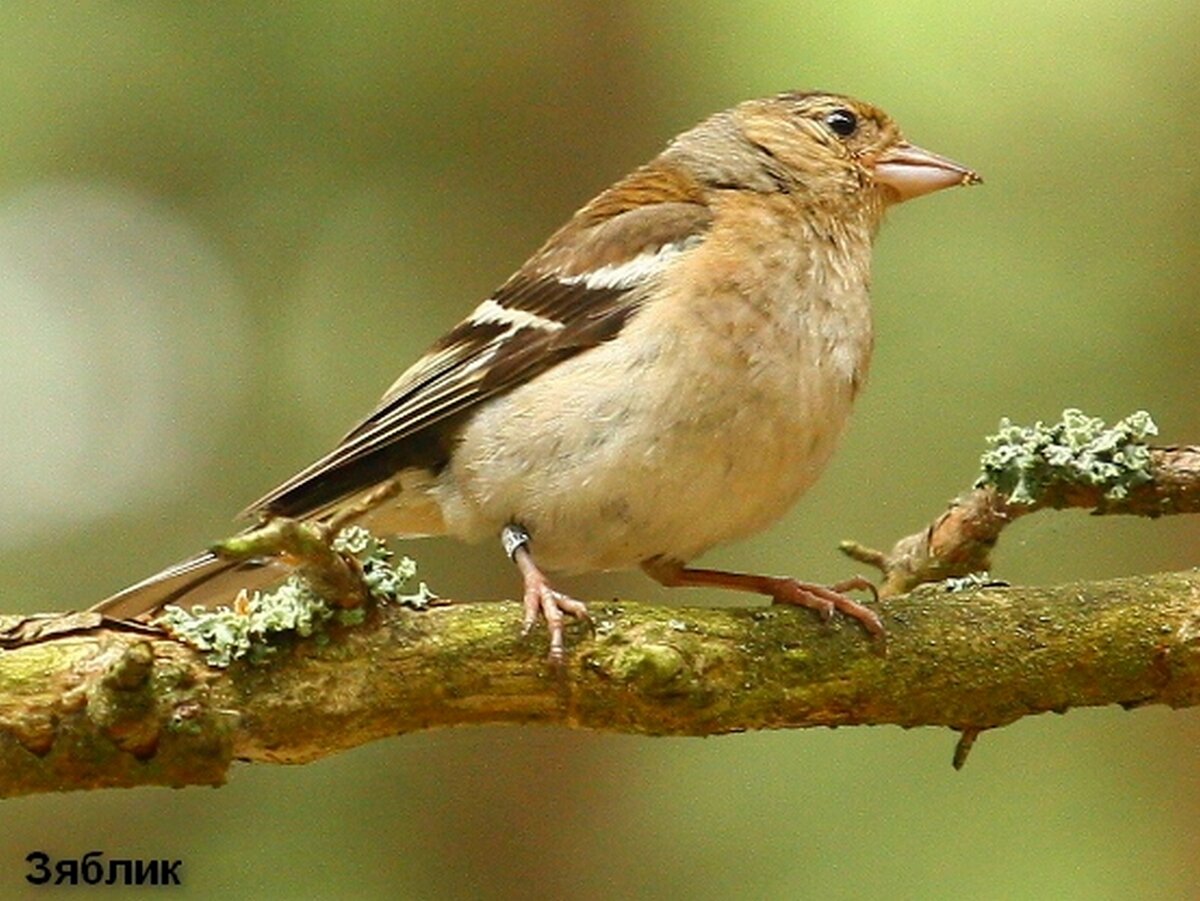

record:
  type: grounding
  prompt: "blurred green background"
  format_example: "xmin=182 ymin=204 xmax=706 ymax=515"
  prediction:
xmin=2 ymin=2 xmax=1198 ymax=898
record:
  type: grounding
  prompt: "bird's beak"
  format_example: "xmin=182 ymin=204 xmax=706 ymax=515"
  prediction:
xmin=873 ymin=142 xmax=982 ymax=202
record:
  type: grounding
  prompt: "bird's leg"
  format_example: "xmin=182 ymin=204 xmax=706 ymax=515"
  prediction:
xmin=501 ymin=524 xmax=590 ymax=661
xmin=642 ymin=556 xmax=885 ymax=644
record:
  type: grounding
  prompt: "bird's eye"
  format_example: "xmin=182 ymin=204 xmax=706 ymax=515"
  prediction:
xmin=824 ymin=108 xmax=858 ymax=138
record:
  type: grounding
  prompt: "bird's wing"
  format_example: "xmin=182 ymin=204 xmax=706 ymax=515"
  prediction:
xmin=246 ymin=184 xmax=713 ymax=520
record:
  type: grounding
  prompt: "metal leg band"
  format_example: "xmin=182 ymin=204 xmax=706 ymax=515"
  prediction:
xmin=500 ymin=524 xmax=531 ymax=560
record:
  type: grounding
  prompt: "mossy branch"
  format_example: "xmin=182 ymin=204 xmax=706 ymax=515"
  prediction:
xmin=2 ymin=567 xmax=1200 ymax=798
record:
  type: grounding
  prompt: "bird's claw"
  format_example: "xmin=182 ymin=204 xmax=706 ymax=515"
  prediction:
xmin=770 ymin=575 xmax=886 ymax=647
xmin=512 ymin=541 xmax=589 ymax=661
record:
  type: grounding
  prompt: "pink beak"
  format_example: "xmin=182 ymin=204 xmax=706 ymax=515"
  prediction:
xmin=873 ymin=142 xmax=982 ymax=202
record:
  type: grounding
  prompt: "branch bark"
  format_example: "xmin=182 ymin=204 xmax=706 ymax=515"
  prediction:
xmin=3 ymin=567 xmax=1199 ymax=798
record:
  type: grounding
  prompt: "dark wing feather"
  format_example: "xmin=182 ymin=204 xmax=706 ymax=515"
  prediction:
xmin=245 ymin=188 xmax=713 ymax=521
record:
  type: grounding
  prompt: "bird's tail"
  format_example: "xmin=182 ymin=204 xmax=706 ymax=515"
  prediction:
xmin=90 ymin=550 xmax=285 ymax=620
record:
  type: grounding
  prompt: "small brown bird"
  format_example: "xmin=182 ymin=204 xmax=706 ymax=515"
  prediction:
xmin=95 ymin=91 xmax=979 ymax=656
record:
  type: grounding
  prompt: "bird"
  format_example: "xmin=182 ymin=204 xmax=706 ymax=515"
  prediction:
xmin=93 ymin=90 xmax=980 ymax=658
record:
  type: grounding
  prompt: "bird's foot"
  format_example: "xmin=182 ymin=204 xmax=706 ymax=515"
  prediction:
xmin=518 ymin=566 xmax=590 ymax=663
xmin=503 ymin=524 xmax=589 ymax=661
xmin=642 ymin=557 xmax=884 ymax=649
xmin=768 ymin=575 xmax=884 ymax=643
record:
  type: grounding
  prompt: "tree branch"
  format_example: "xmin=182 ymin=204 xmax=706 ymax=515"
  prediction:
xmin=3 ymin=567 xmax=1199 ymax=798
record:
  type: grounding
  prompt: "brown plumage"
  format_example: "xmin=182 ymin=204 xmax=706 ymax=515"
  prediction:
xmin=93 ymin=91 xmax=980 ymax=657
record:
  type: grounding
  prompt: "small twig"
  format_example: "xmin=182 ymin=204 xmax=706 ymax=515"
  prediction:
xmin=842 ymin=409 xmax=1200 ymax=596
xmin=215 ymin=518 xmax=368 ymax=608
xmin=952 ymin=727 xmax=983 ymax=770
xmin=843 ymin=446 xmax=1200 ymax=596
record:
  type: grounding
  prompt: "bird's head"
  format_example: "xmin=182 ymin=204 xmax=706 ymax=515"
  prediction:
xmin=666 ymin=91 xmax=980 ymax=215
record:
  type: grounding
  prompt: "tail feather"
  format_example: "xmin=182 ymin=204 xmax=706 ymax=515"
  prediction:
xmin=91 ymin=551 xmax=284 ymax=619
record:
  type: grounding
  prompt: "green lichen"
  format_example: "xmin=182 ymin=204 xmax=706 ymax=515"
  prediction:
xmin=976 ymin=408 xmax=1157 ymax=505
xmin=157 ymin=528 xmax=434 ymax=667
xmin=333 ymin=526 xmax=436 ymax=609
xmin=941 ymin=572 xmax=1007 ymax=593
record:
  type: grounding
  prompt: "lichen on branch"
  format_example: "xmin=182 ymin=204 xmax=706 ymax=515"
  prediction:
xmin=843 ymin=409 xmax=1198 ymax=596
xmin=977 ymin=408 xmax=1157 ymax=505
xmin=157 ymin=527 xmax=436 ymax=667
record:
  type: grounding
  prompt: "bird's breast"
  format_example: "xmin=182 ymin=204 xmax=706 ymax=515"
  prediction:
xmin=434 ymin=204 xmax=876 ymax=572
